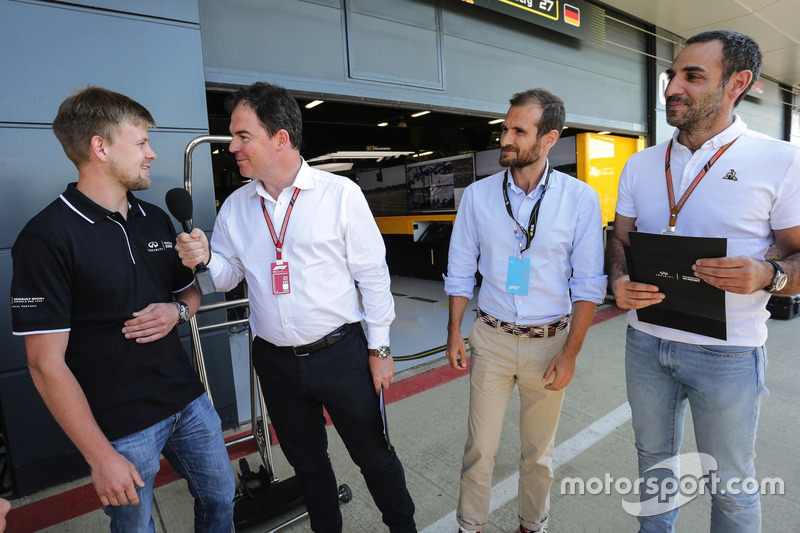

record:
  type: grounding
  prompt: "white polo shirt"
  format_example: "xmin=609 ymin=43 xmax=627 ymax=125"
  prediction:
xmin=616 ymin=116 xmax=800 ymax=346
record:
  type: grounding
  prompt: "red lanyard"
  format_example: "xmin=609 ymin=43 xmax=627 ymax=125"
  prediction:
xmin=260 ymin=188 xmax=300 ymax=262
xmin=664 ymin=136 xmax=738 ymax=232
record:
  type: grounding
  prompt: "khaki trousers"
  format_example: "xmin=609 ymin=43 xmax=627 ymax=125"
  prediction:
xmin=457 ymin=318 xmax=567 ymax=532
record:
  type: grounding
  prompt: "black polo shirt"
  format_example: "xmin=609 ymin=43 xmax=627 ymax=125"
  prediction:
xmin=11 ymin=183 xmax=204 ymax=441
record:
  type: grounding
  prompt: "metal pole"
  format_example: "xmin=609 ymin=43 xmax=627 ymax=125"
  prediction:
xmin=183 ymin=135 xmax=233 ymax=193
xmin=182 ymin=134 xmax=233 ymax=402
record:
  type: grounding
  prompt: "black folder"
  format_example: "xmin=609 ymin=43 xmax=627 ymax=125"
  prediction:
xmin=625 ymin=232 xmax=727 ymax=340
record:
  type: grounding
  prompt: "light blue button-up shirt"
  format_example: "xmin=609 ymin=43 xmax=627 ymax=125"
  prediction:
xmin=444 ymin=165 xmax=607 ymax=324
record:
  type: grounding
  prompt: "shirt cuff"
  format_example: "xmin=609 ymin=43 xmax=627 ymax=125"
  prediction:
xmin=366 ymin=324 xmax=391 ymax=350
xmin=443 ymin=274 xmax=476 ymax=298
xmin=570 ymin=276 xmax=609 ymax=305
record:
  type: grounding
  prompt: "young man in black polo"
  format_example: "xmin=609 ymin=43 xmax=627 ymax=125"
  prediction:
xmin=10 ymin=87 xmax=235 ymax=532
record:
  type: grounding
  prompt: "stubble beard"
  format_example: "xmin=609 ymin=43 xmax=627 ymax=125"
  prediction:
xmin=666 ymin=85 xmax=725 ymax=134
xmin=499 ymin=142 xmax=542 ymax=169
xmin=110 ymin=160 xmax=151 ymax=191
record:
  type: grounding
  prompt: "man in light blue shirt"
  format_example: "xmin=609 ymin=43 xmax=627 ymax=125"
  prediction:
xmin=444 ymin=88 xmax=607 ymax=533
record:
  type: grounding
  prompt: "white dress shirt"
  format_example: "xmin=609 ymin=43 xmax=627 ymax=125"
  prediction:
xmin=616 ymin=116 xmax=800 ymax=346
xmin=445 ymin=165 xmax=607 ymax=324
xmin=208 ymin=159 xmax=395 ymax=348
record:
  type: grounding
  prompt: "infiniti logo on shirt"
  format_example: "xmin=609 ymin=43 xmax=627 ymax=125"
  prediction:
xmin=146 ymin=241 xmax=172 ymax=252
xmin=147 ymin=241 xmax=172 ymax=252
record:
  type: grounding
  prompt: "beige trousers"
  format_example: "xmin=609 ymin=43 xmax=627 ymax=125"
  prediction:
xmin=456 ymin=318 xmax=567 ymax=532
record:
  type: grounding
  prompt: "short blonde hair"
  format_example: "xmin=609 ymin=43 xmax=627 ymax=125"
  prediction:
xmin=52 ymin=86 xmax=155 ymax=168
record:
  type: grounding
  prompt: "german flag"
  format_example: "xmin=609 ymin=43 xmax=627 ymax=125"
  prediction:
xmin=564 ymin=4 xmax=580 ymax=27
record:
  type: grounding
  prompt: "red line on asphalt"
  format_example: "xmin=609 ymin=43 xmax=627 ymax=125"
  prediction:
xmin=5 ymin=304 xmax=626 ymax=532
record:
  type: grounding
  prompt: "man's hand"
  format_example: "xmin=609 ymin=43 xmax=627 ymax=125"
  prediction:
xmin=446 ymin=330 xmax=469 ymax=370
xmin=369 ymin=355 xmax=395 ymax=393
xmin=0 ymin=497 xmax=10 ymax=533
xmin=91 ymin=450 xmax=145 ymax=507
xmin=122 ymin=303 xmax=178 ymax=343
xmin=542 ymin=349 xmax=576 ymax=391
xmin=693 ymin=256 xmax=773 ymax=294
xmin=175 ymin=228 xmax=210 ymax=270
xmin=611 ymin=275 xmax=665 ymax=310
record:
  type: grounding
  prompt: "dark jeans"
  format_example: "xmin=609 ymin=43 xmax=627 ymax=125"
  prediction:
xmin=252 ymin=325 xmax=416 ymax=533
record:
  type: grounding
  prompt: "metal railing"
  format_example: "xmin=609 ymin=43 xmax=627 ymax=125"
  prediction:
xmin=181 ymin=134 xmax=276 ymax=476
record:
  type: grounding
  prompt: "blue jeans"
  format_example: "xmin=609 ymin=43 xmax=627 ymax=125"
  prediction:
xmin=252 ymin=325 xmax=416 ymax=533
xmin=625 ymin=326 xmax=768 ymax=533
xmin=103 ymin=394 xmax=235 ymax=532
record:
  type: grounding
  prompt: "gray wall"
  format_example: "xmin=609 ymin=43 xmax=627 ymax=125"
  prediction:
xmin=0 ymin=0 xmax=215 ymax=372
xmin=0 ymin=0 xmax=220 ymax=495
xmin=199 ymin=0 xmax=649 ymax=135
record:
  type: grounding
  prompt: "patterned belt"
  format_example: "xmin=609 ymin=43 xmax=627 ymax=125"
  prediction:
xmin=476 ymin=308 xmax=570 ymax=338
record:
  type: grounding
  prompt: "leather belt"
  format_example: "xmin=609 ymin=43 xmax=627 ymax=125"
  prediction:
xmin=263 ymin=323 xmax=358 ymax=356
xmin=476 ymin=308 xmax=569 ymax=338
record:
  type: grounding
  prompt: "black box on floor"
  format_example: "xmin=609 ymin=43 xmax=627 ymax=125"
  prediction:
xmin=766 ymin=294 xmax=800 ymax=319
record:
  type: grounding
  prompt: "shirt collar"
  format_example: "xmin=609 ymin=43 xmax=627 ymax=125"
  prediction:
xmin=59 ymin=183 xmax=146 ymax=224
xmin=505 ymin=161 xmax=556 ymax=197
xmin=672 ymin=115 xmax=747 ymax=151
xmin=250 ymin=158 xmax=315 ymax=201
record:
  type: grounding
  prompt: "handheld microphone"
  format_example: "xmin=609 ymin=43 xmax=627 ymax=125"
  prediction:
xmin=165 ymin=188 xmax=216 ymax=295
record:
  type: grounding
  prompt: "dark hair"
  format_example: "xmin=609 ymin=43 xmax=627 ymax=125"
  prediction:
xmin=686 ymin=30 xmax=762 ymax=106
xmin=52 ymin=86 xmax=155 ymax=169
xmin=508 ymin=88 xmax=566 ymax=137
xmin=229 ymin=82 xmax=303 ymax=149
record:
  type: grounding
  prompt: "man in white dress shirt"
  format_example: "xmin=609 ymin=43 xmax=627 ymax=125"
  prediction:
xmin=444 ymin=88 xmax=607 ymax=533
xmin=176 ymin=82 xmax=416 ymax=533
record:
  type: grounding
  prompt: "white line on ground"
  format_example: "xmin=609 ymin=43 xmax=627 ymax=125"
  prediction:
xmin=421 ymin=402 xmax=632 ymax=532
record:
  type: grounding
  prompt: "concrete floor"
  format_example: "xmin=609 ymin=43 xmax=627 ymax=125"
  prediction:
xmin=6 ymin=277 xmax=800 ymax=532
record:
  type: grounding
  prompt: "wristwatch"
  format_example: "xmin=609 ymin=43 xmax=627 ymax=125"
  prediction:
xmin=173 ymin=300 xmax=191 ymax=324
xmin=370 ymin=346 xmax=391 ymax=359
xmin=765 ymin=260 xmax=788 ymax=292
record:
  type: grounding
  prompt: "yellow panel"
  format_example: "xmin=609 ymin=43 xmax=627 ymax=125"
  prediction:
xmin=374 ymin=214 xmax=457 ymax=235
xmin=375 ymin=216 xmax=414 ymax=235
xmin=576 ymin=133 xmax=643 ymax=226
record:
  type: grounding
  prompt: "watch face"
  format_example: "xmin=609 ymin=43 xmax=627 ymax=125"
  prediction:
xmin=775 ymin=274 xmax=788 ymax=291
xmin=377 ymin=346 xmax=391 ymax=359
xmin=176 ymin=301 xmax=190 ymax=323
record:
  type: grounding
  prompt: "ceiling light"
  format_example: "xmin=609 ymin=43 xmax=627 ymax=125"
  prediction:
xmin=305 ymin=100 xmax=324 ymax=109
xmin=377 ymin=122 xmax=389 ymax=127
xmin=597 ymin=131 xmax=611 ymax=135
xmin=411 ymin=110 xmax=430 ymax=117
xmin=310 ymin=162 xmax=353 ymax=172
xmin=412 ymin=151 xmax=434 ymax=158
xmin=488 ymin=118 xmax=504 ymax=124
xmin=306 ymin=150 xmax=415 ymax=163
